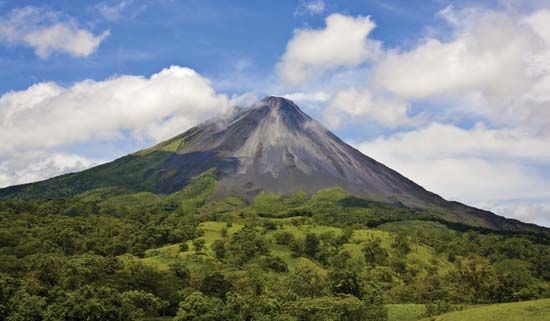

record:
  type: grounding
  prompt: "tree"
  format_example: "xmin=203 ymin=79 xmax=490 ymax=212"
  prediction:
xmin=364 ymin=237 xmax=388 ymax=266
xmin=304 ymin=233 xmax=320 ymax=258
xmin=286 ymin=295 xmax=368 ymax=321
xmin=274 ymin=231 xmax=295 ymax=246
xmin=328 ymin=269 xmax=363 ymax=298
xmin=392 ymin=234 xmax=410 ymax=255
xmin=193 ymin=239 xmax=205 ymax=253
xmin=174 ymin=292 xmax=227 ymax=321
xmin=227 ymin=226 xmax=268 ymax=265
xmin=169 ymin=263 xmax=191 ymax=285
xmin=5 ymin=292 xmax=46 ymax=321
xmin=337 ymin=228 xmax=353 ymax=246
xmin=226 ymin=292 xmax=285 ymax=321
xmin=220 ymin=227 xmax=228 ymax=238
xmin=261 ymin=256 xmax=288 ymax=273
xmin=330 ymin=250 xmax=352 ymax=269
xmin=493 ymin=259 xmax=536 ymax=301
xmin=180 ymin=242 xmax=189 ymax=252
xmin=289 ymin=264 xmax=327 ymax=297
xmin=362 ymin=281 xmax=388 ymax=321
xmin=121 ymin=290 xmax=167 ymax=319
xmin=448 ymin=255 xmax=498 ymax=303
xmin=44 ymin=286 xmax=136 ymax=321
xmin=211 ymin=240 xmax=226 ymax=260
xmin=200 ymin=272 xmax=232 ymax=300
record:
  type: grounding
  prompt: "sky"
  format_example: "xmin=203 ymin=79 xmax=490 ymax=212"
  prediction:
xmin=1 ymin=0 xmax=550 ymax=227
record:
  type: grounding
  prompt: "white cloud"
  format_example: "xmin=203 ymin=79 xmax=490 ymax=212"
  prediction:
xmin=96 ymin=0 xmax=132 ymax=21
xmin=355 ymin=123 xmax=550 ymax=224
xmin=0 ymin=152 xmax=99 ymax=188
xmin=95 ymin=0 xmax=146 ymax=22
xmin=283 ymin=91 xmax=330 ymax=104
xmin=362 ymin=123 xmax=550 ymax=162
xmin=0 ymin=6 xmax=109 ymax=58
xmin=277 ymin=13 xmax=381 ymax=85
xmin=0 ymin=65 xmax=230 ymax=187
xmin=372 ymin=7 xmax=550 ymax=132
xmin=323 ymin=87 xmax=421 ymax=128
xmin=487 ymin=203 xmax=550 ymax=227
xmin=0 ymin=66 xmax=230 ymax=154
xmin=295 ymin=0 xmax=326 ymax=16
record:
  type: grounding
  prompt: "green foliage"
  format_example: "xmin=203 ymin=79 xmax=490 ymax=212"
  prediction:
xmin=328 ymin=268 xmax=363 ymax=298
xmin=304 ymin=233 xmax=320 ymax=258
xmin=211 ymin=240 xmax=226 ymax=260
xmin=227 ymin=225 xmax=269 ymax=265
xmin=289 ymin=264 xmax=327 ymax=297
xmin=199 ymin=272 xmax=232 ymax=300
xmin=285 ymin=295 xmax=371 ymax=321
xmin=0 ymin=184 xmax=549 ymax=320
xmin=174 ymin=292 xmax=226 ymax=321
xmin=192 ymin=239 xmax=205 ymax=252
xmin=364 ymin=237 xmax=388 ymax=266
xmin=179 ymin=242 xmax=189 ymax=252
xmin=260 ymin=255 xmax=288 ymax=273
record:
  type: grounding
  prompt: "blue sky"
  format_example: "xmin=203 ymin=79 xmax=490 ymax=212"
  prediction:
xmin=1 ymin=0 xmax=550 ymax=226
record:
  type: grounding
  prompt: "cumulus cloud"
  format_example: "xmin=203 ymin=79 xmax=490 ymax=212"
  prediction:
xmin=0 ymin=6 xmax=109 ymax=58
xmin=0 ymin=152 xmax=100 ymax=188
xmin=323 ymin=87 xmax=421 ymax=128
xmin=362 ymin=123 xmax=550 ymax=162
xmin=0 ymin=66 xmax=230 ymax=185
xmin=277 ymin=13 xmax=381 ymax=85
xmin=355 ymin=123 xmax=550 ymax=225
xmin=488 ymin=203 xmax=550 ymax=227
xmin=372 ymin=6 xmax=550 ymax=132
xmin=0 ymin=66 xmax=230 ymax=154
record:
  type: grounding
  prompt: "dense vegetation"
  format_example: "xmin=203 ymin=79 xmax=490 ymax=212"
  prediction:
xmin=0 ymin=171 xmax=549 ymax=320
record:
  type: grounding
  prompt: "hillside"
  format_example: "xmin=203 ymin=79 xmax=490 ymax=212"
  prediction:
xmin=0 ymin=172 xmax=549 ymax=320
xmin=419 ymin=299 xmax=550 ymax=321
xmin=0 ymin=96 xmax=546 ymax=234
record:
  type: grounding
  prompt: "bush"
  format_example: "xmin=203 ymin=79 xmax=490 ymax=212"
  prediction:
xmin=192 ymin=239 xmax=205 ymax=252
xmin=228 ymin=226 xmax=268 ymax=265
xmin=261 ymin=256 xmax=288 ymax=273
xmin=211 ymin=240 xmax=226 ymax=260
xmin=180 ymin=242 xmax=189 ymax=252
xmin=274 ymin=231 xmax=295 ymax=246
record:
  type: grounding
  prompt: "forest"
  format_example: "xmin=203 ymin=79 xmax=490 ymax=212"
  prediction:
xmin=0 ymin=171 xmax=549 ymax=321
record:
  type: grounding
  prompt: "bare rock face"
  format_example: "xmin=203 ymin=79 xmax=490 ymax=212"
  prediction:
xmin=157 ymin=96 xmax=443 ymax=208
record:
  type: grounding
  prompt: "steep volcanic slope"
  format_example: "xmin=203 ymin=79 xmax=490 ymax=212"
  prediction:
xmin=155 ymin=96 xmax=441 ymax=208
xmin=0 ymin=96 xmax=544 ymax=232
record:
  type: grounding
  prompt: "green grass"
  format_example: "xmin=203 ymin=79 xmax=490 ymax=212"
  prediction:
xmin=131 ymin=219 xmax=454 ymax=279
xmin=419 ymin=299 xmax=550 ymax=321
xmin=388 ymin=304 xmax=426 ymax=321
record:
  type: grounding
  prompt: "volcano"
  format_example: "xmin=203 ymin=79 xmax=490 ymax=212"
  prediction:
xmin=0 ymin=96 xmax=544 ymax=232
xmin=153 ymin=96 xmax=439 ymax=206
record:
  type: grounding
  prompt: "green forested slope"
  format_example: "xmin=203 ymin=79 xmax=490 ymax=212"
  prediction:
xmin=0 ymin=172 xmax=549 ymax=320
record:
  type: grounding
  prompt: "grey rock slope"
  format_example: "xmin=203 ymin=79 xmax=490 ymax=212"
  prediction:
xmin=163 ymin=96 xmax=437 ymax=206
